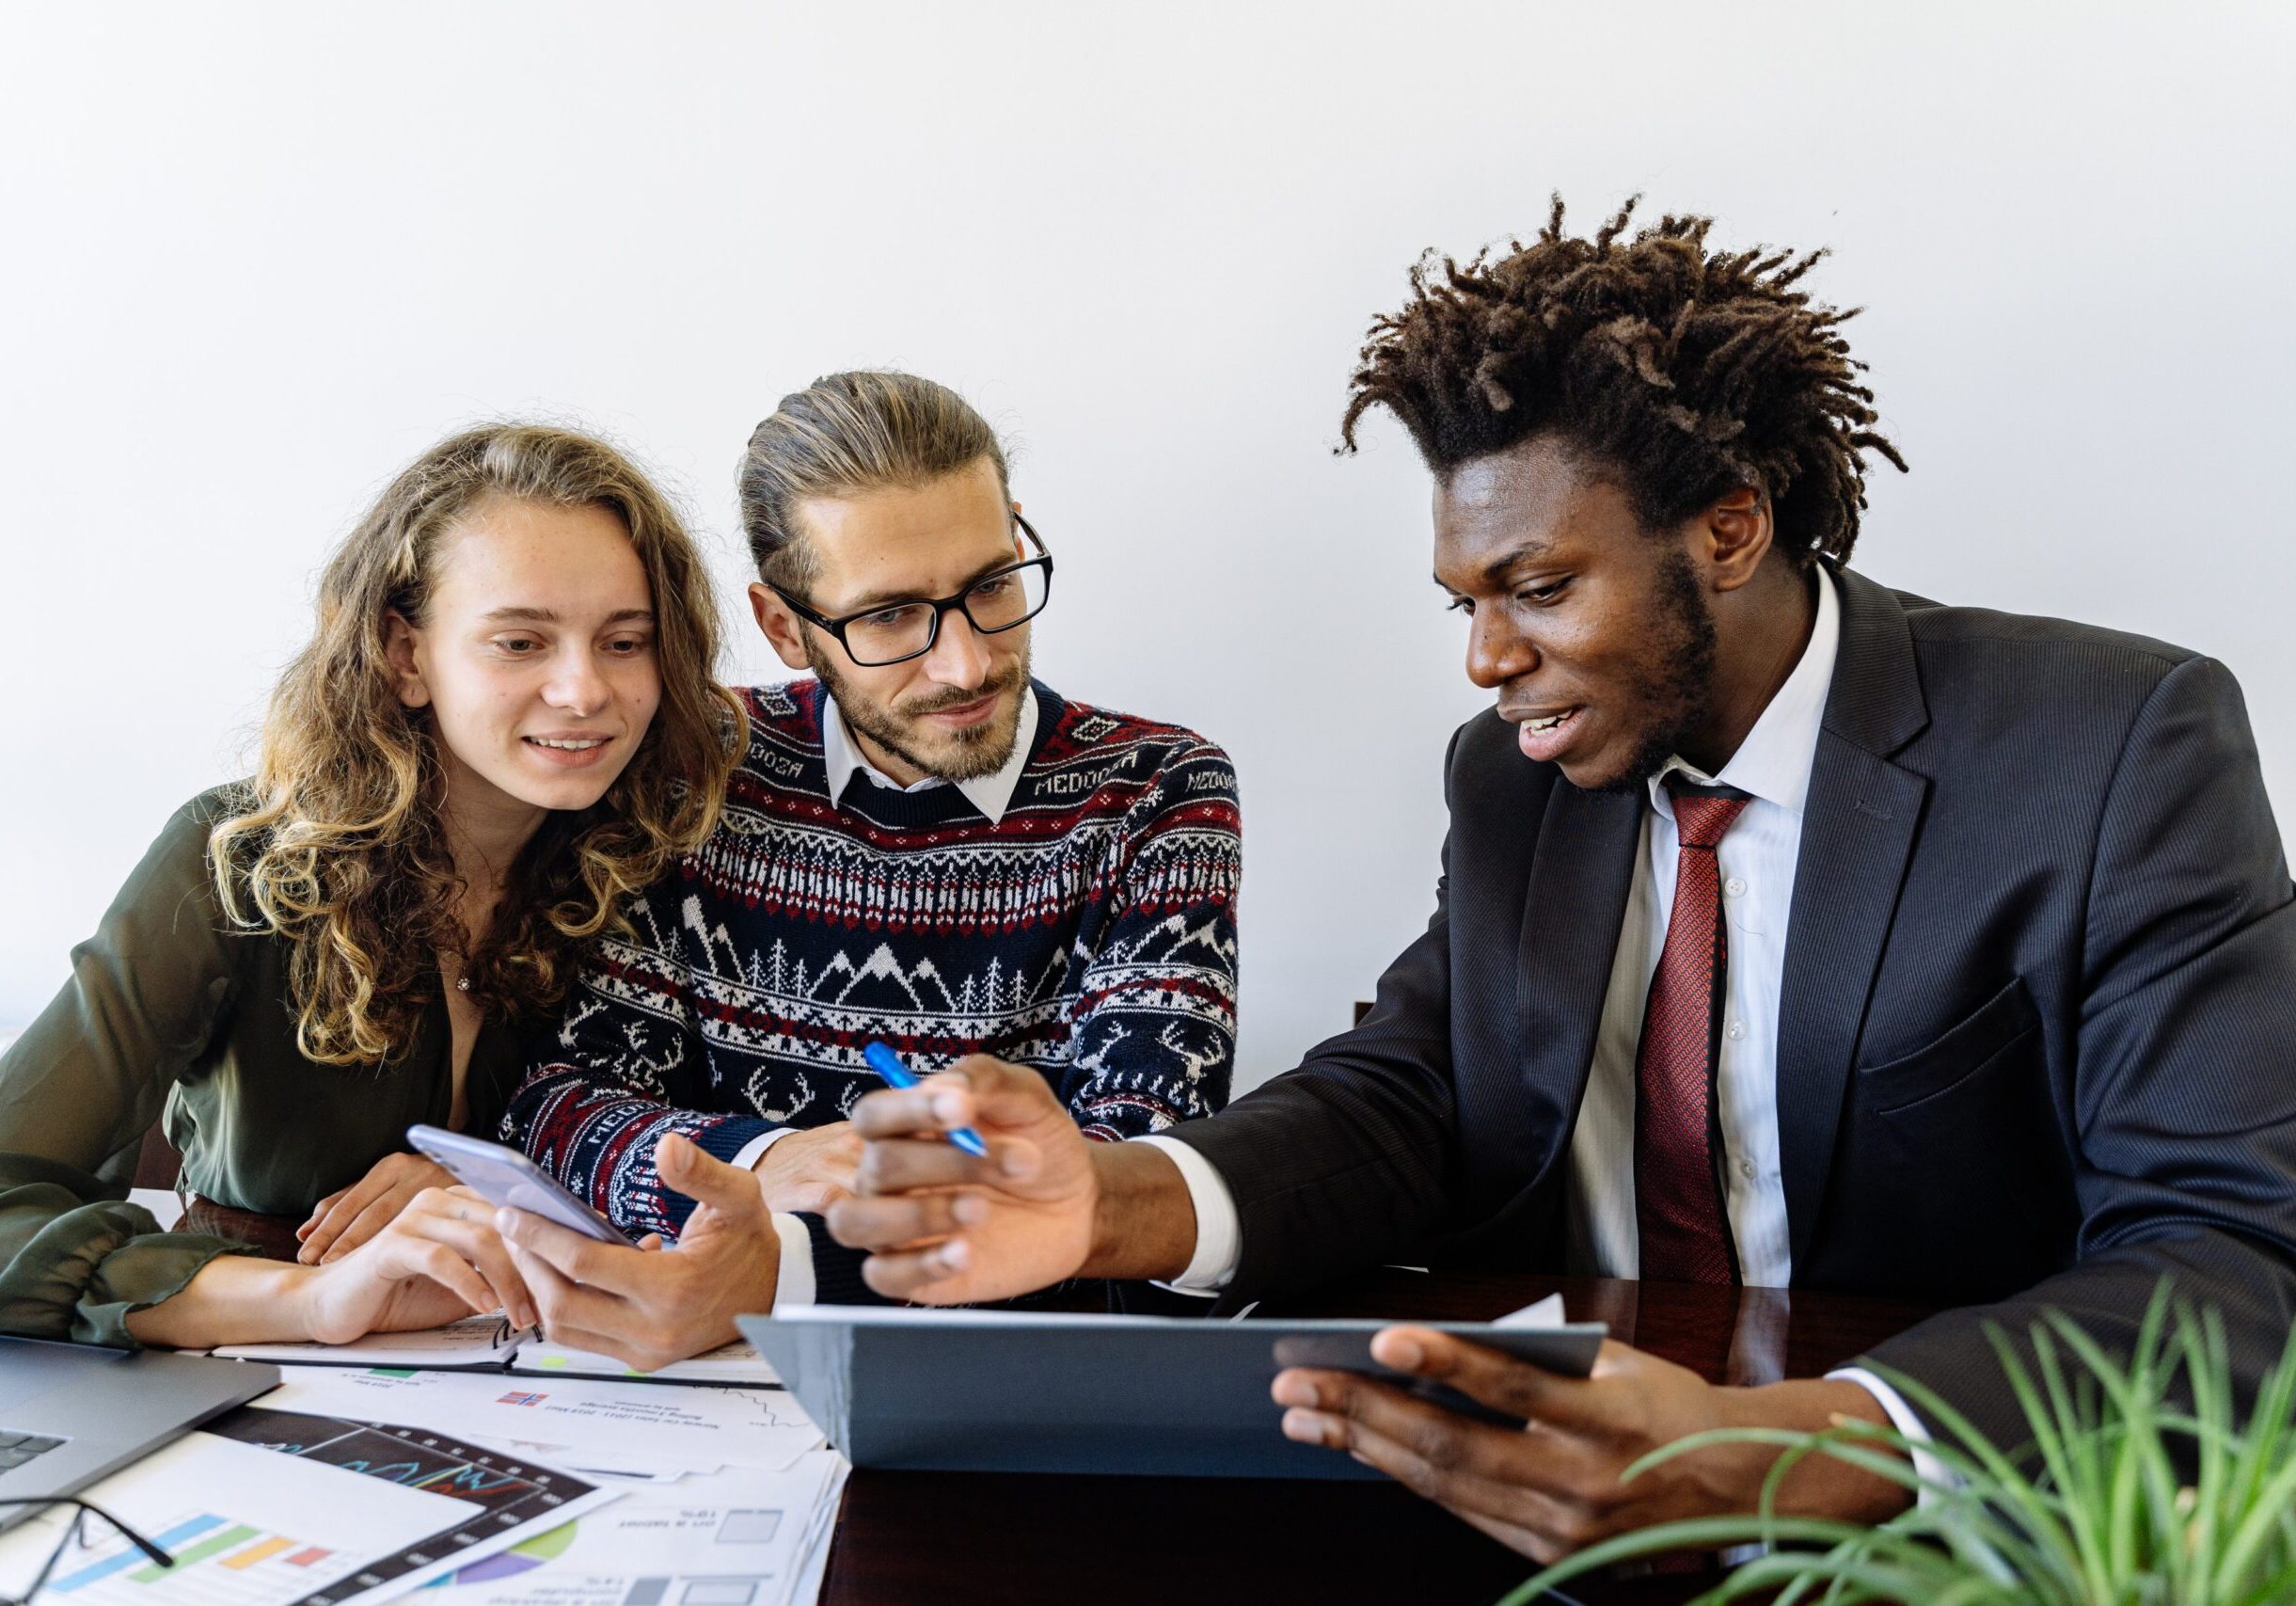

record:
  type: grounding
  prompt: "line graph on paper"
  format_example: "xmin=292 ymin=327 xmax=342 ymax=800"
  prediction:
xmin=205 ymin=1408 xmax=605 ymax=1606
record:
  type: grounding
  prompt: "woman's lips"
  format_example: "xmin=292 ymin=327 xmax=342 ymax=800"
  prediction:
xmin=522 ymin=734 xmax=616 ymax=769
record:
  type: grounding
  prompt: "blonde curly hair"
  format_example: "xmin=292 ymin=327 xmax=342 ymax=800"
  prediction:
xmin=210 ymin=422 xmax=745 ymax=1065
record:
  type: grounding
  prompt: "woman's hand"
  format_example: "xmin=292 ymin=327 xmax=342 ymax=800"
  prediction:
xmin=296 ymin=1152 xmax=458 ymax=1264
xmin=127 ymin=1185 xmax=534 ymax=1349
xmin=298 ymin=1185 xmax=537 ymax=1343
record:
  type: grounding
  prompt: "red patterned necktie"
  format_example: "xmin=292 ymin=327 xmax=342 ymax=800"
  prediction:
xmin=1635 ymin=779 xmax=1751 ymax=1285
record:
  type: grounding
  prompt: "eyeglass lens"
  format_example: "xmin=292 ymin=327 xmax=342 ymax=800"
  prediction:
xmin=13 ymin=1508 xmax=114 ymax=1604
xmin=1 ymin=1498 xmax=176 ymax=1606
xmin=843 ymin=563 xmax=1048 ymax=666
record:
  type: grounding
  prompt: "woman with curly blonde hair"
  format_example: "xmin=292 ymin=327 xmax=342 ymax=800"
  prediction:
xmin=0 ymin=422 xmax=743 ymax=1347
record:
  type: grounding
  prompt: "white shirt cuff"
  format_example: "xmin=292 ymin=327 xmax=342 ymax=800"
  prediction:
xmin=1135 ymin=1135 xmax=1240 ymax=1294
xmin=769 ymin=1211 xmax=816 ymax=1309
xmin=1828 ymin=1366 xmax=1956 ymax=1507
xmin=731 ymin=1127 xmax=799 ymax=1171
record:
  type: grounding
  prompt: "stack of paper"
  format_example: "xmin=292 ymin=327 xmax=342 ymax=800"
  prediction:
xmin=417 ymin=1454 xmax=850 ymax=1606
xmin=252 ymin=1368 xmax=823 ymax=1478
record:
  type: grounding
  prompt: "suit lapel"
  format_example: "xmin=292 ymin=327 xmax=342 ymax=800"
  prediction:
xmin=1515 ymin=780 xmax=1642 ymax=1181
xmin=1778 ymin=568 xmax=1931 ymax=1268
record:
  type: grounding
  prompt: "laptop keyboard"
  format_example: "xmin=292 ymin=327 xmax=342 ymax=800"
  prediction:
xmin=0 ymin=1431 xmax=67 ymax=1471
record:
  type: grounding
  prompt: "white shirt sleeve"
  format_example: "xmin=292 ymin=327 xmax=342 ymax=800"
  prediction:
xmin=730 ymin=1126 xmax=800 ymax=1172
xmin=731 ymin=1134 xmax=814 ymax=1308
xmin=1827 ymin=1366 xmax=1957 ymax=1507
xmin=1134 ymin=1135 xmax=1241 ymax=1295
xmin=768 ymin=1211 xmax=817 ymax=1308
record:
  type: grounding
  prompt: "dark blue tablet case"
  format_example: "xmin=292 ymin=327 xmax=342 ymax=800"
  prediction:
xmin=739 ymin=1310 xmax=1607 ymax=1480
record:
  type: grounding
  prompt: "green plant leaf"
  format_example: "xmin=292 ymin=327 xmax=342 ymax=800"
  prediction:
xmin=1496 ymin=1517 xmax=1903 ymax=1606
xmin=1496 ymin=1290 xmax=2296 ymax=1606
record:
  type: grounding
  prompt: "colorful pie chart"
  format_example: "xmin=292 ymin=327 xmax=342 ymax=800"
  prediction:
xmin=428 ymin=1520 xmax=579 ymax=1587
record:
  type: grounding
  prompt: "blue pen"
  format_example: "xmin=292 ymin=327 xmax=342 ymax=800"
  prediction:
xmin=862 ymin=1042 xmax=990 ymax=1158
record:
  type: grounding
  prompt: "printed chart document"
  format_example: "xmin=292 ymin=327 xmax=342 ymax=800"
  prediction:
xmin=218 ymin=1316 xmax=777 ymax=1386
xmin=462 ymin=1437 xmax=708 ymax=1486
xmin=253 ymin=1368 xmax=823 ymax=1474
xmin=423 ymin=1453 xmax=849 ymax=1606
xmin=782 ymin=1459 xmax=847 ymax=1606
xmin=210 ymin=1407 xmax=624 ymax=1603
xmin=0 ymin=1430 xmax=473 ymax=1606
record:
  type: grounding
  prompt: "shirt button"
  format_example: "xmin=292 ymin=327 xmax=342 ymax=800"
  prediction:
xmin=1739 ymin=1159 xmax=1756 ymax=1180
xmin=1724 ymin=877 xmax=1748 ymax=898
xmin=1726 ymin=1020 xmax=1746 ymax=1040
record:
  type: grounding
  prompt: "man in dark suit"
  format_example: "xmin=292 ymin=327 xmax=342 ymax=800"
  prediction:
xmin=823 ymin=200 xmax=2296 ymax=1557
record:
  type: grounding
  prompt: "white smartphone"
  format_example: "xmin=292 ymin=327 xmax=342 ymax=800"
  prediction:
xmin=407 ymin=1124 xmax=631 ymax=1245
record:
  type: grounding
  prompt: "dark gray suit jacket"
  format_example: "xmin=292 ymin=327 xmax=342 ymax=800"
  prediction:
xmin=1174 ymin=564 xmax=2296 ymax=1446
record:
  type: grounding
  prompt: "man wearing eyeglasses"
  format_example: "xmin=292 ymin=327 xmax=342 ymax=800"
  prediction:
xmin=491 ymin=372 xmax=1243 ymax=1367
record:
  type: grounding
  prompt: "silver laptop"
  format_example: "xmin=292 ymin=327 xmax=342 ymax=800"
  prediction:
xmin=0 ymin=1338 xmax=277 ymax=1529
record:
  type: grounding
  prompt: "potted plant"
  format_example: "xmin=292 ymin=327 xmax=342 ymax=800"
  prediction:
xmin=1504 ymin=1287 xmax=2296 ymax=1605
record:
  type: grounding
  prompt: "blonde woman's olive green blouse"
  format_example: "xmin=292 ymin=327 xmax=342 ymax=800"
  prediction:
xmin=0 ymin=788 xmax=531 ymax=1345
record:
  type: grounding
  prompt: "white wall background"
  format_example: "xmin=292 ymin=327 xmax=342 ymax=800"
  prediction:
xmin=4 ymin=3 xmax=2291 ymax=1088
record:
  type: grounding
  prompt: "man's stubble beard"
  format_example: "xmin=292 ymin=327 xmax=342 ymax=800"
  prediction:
xmin=809 ymin=640 xmax=1033 ymax=784
xmin=1585 ymin=549 xmax=1720 ymax=796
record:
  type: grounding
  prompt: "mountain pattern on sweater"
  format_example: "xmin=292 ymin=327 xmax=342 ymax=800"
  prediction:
xmin=504 ymin=678 xmax=1243 ymax=1246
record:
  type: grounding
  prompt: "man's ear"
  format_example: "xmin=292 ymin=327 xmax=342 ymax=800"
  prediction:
xmin=383 ymin=611 xmax=431 ymax=708
xmin=1702 ymin=486 xmax=1775 ymax=594
xmin=749 ymin=583 xmax=814 ymax=673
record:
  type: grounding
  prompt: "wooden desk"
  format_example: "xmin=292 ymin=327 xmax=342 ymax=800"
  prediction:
xmin=198 ymin=1210 xmax=1935 ymax=1606
xmin=819 ymin=1268 xmax=1937 ymax=1606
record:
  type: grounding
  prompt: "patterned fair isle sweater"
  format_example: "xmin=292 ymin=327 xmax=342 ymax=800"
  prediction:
xmin=505 ymin=678 xmax=1241 ymax=1298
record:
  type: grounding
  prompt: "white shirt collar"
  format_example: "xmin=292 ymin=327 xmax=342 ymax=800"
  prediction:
xmin=1647 ymin=564 xmax=1840 ymax=819
xmin=819 ymin=684 xmax=1038 ymax=826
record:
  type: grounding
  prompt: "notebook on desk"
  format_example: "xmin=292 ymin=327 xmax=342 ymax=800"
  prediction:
xmin=215 ymin=1314 xmax=780 ymax=1385
xmin=741 ymin=1299 xmax=1606 ymax=1480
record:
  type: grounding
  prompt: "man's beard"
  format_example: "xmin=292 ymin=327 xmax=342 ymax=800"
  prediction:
xmin=809 ymin=641 xmax=1032 ymax=783
xmin=1587 ymin=549 xmax=1720 ymax=795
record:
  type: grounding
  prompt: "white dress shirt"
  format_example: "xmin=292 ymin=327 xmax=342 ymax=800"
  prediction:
xmin=1142 ymin=571 xmax=1945 ymax=1477
xmin=744 ymin=689 xmax=1040 ymax=1309
xmin=1564 ymin=570 xmax=1839 ymax=1287
xmin=818 ymin=685 xmax=1039 ymax=828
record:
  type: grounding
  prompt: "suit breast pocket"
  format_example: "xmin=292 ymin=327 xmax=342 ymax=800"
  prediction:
xmin=1858 ymin=975 xmax=2042 ymax=1117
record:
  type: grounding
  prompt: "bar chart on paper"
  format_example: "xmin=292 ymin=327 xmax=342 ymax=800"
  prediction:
xmin=43 ymin=1512 xmax=342 ymax=1606
xmin=0 ymin=1434 xmax=473 ymax=1606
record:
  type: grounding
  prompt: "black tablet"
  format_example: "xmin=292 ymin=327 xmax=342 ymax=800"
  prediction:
xmin=742 ymin=1307 xmax=1607 ymax=1480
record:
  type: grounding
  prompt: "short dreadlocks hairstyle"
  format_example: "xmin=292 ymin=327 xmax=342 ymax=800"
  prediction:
xmin=1340 ymin=197 xmax=1907 ymax=567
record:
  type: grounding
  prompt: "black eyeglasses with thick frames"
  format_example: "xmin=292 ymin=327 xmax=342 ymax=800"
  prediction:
xmin=768 ymin=514 xmax=1053 ymax=669
xmin=1 ymin=1497 xmax=175 ymax=1604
